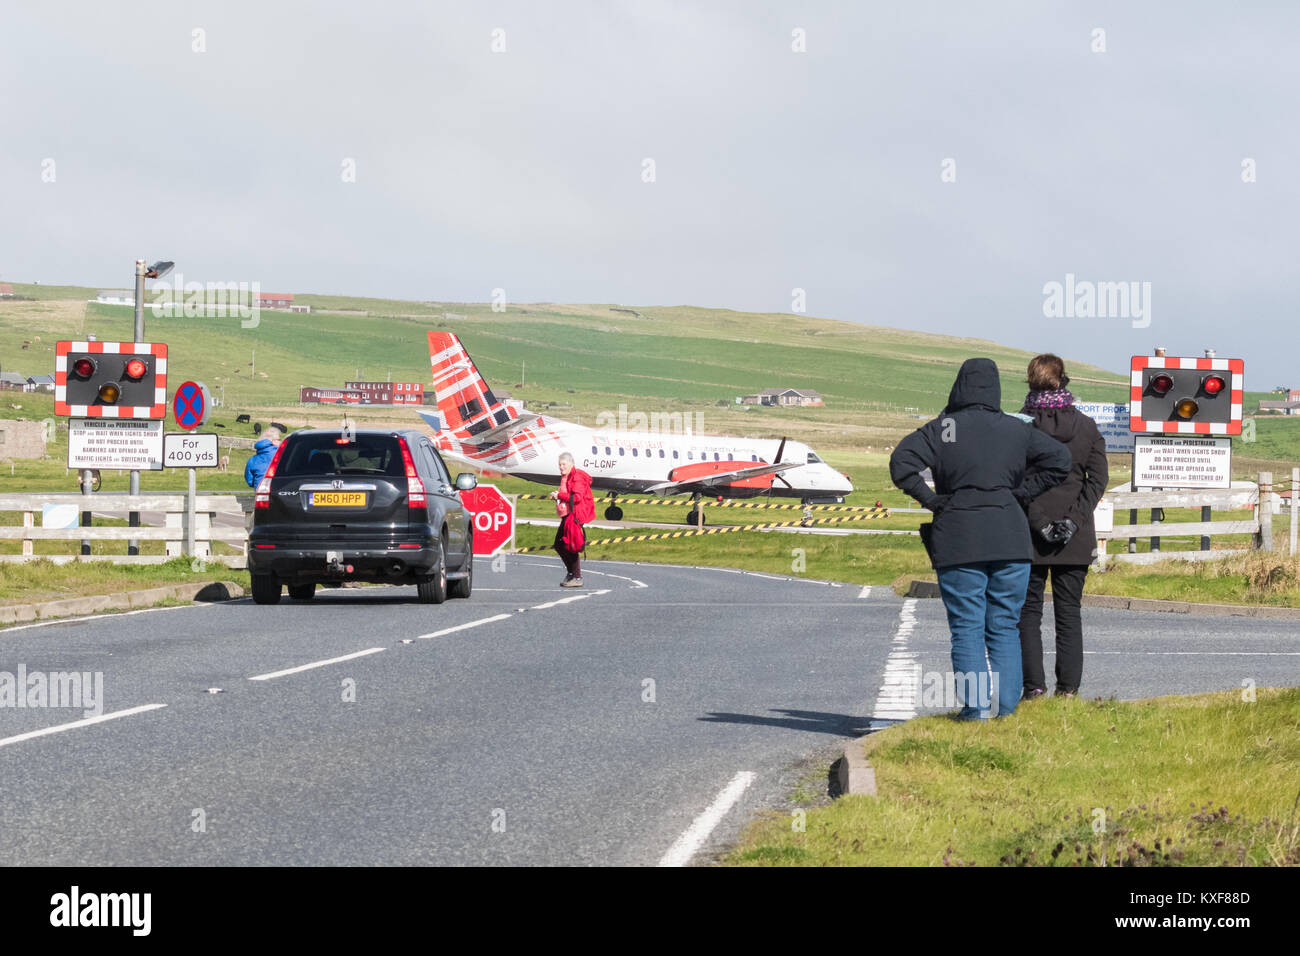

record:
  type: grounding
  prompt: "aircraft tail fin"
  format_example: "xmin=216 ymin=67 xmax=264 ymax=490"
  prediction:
xmin=426 ymin=331 xmax=518 ymax=439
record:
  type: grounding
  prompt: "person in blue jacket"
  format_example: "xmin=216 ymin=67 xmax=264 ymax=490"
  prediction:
xmin=244 ymin=427 xmax=282 ymax=488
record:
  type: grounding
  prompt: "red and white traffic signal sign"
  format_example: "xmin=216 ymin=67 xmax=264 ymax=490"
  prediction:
xmin=1129 ymin=355 xmax=1243 ymax=435
xmin=458 ymin=484 xmax=515 ymax=556
xmin=55 ymin=340 xmax=168 ymax=418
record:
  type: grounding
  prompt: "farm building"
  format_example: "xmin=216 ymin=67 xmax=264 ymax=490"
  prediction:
xmin=739 ymin=387 xmax=825 ymax=407
xmin=257 ymin=292 xmax=295 ymax=309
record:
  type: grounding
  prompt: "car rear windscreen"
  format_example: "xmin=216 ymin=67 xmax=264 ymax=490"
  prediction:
xmin=275 ymin=434 xmax=405 ymax=478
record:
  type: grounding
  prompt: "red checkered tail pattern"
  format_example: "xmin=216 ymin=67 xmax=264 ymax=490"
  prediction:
xmin=426 ymin=331 xmax=518 ymax=440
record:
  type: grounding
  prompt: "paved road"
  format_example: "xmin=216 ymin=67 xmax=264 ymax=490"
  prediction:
xmin=1 ymin=556 xmax=1296 ymax=865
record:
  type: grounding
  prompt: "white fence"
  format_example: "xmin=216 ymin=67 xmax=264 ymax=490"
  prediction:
xmin=0 ymin=493 xmax=250 ymax=567
xmin=1097 ymin=472 xmax=1287 ymax=565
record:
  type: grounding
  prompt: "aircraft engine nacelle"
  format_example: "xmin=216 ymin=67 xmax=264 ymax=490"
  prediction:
xmin=667 ymin=461 xmax=773 ymax=490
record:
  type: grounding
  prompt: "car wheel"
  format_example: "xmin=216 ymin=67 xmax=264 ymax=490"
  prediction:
xmin=251 ymin=573 xmax=282 ymax=605
xmin=417 ymin=539 xmax=448 ymax=605
xmin=449 ymin=552 xmax=473 ymax=599
xmin=287 ymin=582 xmax=316 ymax=601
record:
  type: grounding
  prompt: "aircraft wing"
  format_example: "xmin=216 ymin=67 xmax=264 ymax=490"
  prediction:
xmin=643 ymin=461 xmax=802 ymax=495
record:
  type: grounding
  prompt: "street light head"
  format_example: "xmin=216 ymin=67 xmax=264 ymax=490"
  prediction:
xmin=145 ymin=260 xmax=174 ymax=279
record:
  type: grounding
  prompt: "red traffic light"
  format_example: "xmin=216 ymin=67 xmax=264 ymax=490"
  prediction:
xmin=1150 ymin=374 xmax=1173 ymax=395
xmin=72 ymin=357 xmax=96 ymax=379
xmin=1202 ymin=374 xmax=1226 ymax=395
xmin=124 ymin=358 xmax=147 ymax=380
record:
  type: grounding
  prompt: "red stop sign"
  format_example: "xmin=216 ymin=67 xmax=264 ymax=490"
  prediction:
xmin=458 ymin=484 xmax=515 ymax=556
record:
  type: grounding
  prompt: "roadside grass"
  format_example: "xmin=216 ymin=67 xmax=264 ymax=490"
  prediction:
xmin=0 ymin=557 xmax=249 ymax=607
xmin=725 ymin=688 xmax=1300 ymax=867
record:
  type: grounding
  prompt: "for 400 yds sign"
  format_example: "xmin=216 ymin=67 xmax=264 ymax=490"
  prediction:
xmin=163 ymin=433 xmax=219 ymax=468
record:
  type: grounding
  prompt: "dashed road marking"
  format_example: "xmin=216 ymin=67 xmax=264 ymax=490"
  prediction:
xmin=249 ymin=647 xmax=386 ymax=682
xmin=871 ymin=598 xmax=921 ymax=723
xmin=417 ymin=614 xmax=513 ymax=639
xmin=0 ymin=703 xmax=168 ymax=749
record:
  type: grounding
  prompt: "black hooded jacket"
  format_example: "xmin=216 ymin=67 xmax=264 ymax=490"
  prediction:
xmin=889 ymin=358 xmax=1072 ymax=569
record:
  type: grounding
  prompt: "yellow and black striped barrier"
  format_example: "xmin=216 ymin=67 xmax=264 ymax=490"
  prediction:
xmin=512 ymin=509 xmax=890 ymax=552
xmin=516 ymin=494 xmax=887 ymax=514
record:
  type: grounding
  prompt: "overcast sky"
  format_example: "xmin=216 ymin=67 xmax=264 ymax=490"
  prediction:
xmin=4 ymin=1 xmax=1297 ymax=384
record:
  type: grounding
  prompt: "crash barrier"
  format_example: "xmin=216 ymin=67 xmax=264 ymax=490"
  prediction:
xmin=513 ymin=512 xmax=891 ymax=552
xmin=0 ymin=492 xmax=249 ymax=567
xmin=1097 ymin=473 xmax=1285 ymax=566
xmin=516 ymin=494 xmax=889 ymax=514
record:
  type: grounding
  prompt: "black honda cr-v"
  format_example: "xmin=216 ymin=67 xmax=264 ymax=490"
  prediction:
xmin=247 ymin=428 xmax=477 ymax=605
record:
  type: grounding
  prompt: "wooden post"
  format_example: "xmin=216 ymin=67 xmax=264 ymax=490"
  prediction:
xmin=1200 ymin=505 xmax=1211 ymax=551
xmin=1258 ymin=472 xmax=1273 ymax=552
xmin=22 ymin=510 xmax=33 ymax=557
xmin=1290 ymin=467 xmax=1298 ymax=556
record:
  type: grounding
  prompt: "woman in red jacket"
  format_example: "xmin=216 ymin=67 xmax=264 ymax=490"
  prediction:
xmin=551 ymin=452 xmax=594 ymax=588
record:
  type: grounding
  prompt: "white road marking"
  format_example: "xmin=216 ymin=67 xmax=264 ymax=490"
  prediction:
xmin=417 ymin=613 xmax=513 ymax=639
xmin=577 ymin=568 xmax=648 ymax=588
xmin=527 ymin=588 xmax=611 ymax=610
xmin=1078 ymin=650 xmax=1300 ymax=656
xmin=658 ymin=771 xmax=757 ymax=867
xmin=0 ymin=703 xmax=167 ymax=749
xmin=871 ymin=598 xmax=921 ymax=721
xmin=249 ymin=647 xmax=386 ymax=681
xmin=1 ymin=602 xmax=213 ymax=635
xmin=858 ymin=586 xmax=872 ymax=599
xmin=743 ymin=571 xmax=785 ymax=581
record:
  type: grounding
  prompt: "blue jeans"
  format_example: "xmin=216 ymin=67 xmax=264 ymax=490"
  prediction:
xmin=935 ymin=561 xmax=1031 ymax=719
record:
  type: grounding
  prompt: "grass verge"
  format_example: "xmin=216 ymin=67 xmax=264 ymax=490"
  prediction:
xmin=725 ymin=688 xmax=1300 ymax=867
xmin=0 ymin=557 xmax=250 ymax=607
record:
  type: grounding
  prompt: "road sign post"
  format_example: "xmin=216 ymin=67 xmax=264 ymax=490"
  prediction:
xmin=172 ymin=381 xmax=213 ymax=557
xmin=458 ymin=484 xmax=515 ymax=556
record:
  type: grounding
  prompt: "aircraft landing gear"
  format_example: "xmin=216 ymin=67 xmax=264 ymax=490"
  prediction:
xmin=603 ymin=494 xmax=624 ymax=521
xmin=685 ymin=492 xmax=706 ymax=527
xmin=801 ymin=499 xmax=814 ymax=528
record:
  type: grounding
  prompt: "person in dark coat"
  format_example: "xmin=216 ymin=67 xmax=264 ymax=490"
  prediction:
xmin=890 ymin=358 xmax=1071 ymax=719
xmin=1016 ymin=354 xmax=1109 ymax=699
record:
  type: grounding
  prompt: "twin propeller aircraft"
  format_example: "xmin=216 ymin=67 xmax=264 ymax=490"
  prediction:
xmin=415 ymin=333 xmax=853 ymax=523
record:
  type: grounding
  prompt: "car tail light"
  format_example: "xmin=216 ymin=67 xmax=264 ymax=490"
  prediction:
xmin=1202 ymin=374 xmax=1226 ymax=396
xmin=124 ymin=358 xmax=147 ymax=380
xmin=254 ymin=442 xmax=286 ymax=509
xmin=72 ymin=357 xmax=96 ymax=379
xmin=398 ymin=438 xmax=427 ymax=508
xmin=1150 ymin=374 xmax=1173 ymax=395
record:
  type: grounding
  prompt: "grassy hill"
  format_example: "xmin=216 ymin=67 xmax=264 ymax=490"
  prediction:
xmin=1 ymin=283 xmax=1294 ymax=468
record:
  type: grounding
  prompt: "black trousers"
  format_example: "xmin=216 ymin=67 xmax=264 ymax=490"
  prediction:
xmin=552 ymin=517 xmax=582 ymax=577
xmin=1018 ymin=564 xmax=1088 ymax=694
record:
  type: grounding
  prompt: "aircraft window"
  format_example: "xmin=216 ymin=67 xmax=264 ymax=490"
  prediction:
xmin=591 ymin=445 xmax=597 ymax=455
xmin=687 ymin=451 xmax=693 ymax=460
xmin=632 ymin=448 xmax=638 ymax=456
xmin=673 ymin=450 xmax=679 ymax=459
xmin=605 ymin=446 xmax=611 ymax=455
xmin=659 ymin=449 xmax=665 ymax=458
xmin=714 ymin=453 xmax=720 ymax=461
xmin=752 ymin=455 xmax=758 ymax=462
xmin=807 ymin=452 xmax=822 ymax=464
xmin=619 ymin=447 xmax=625 ymax=456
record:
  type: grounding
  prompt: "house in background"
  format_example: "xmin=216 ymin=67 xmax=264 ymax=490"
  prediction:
xmin=0 ymin=283 xmax=14 ymax=297
xmin=0 ymin=372 xmax=31 ymax=392
xmin=96 ymin=290 xmax=135 ymax=305
xmin=739 ymin=387 xmax=825 ymax=407
xmin=257 ymin=292 xmax=294 ymax=309
xmin=26 ymin=374 xmax=55 ymax=393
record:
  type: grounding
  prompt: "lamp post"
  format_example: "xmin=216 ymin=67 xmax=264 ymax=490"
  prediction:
xmin=126 ymin=258 xmax=174 ymax=556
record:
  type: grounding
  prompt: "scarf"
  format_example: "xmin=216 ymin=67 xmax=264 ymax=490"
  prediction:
xmin=1022 ymin=387 xmax=1075 ymax=411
